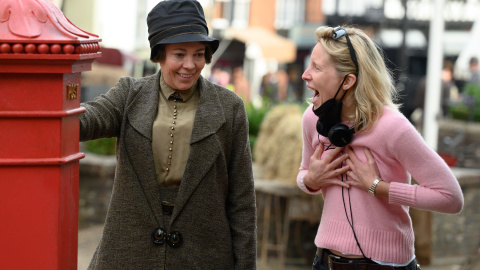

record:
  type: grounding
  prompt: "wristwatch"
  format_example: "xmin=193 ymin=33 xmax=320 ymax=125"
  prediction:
xmin=368 ymin=178 xmax=382 ymax=195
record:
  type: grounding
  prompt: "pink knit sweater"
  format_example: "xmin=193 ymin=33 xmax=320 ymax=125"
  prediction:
xmin=297 ymin=105 xmax=464 ymax=263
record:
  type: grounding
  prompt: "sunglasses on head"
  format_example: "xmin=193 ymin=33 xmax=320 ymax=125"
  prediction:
xmin=332 ymin=26 xmax=359 ymax=75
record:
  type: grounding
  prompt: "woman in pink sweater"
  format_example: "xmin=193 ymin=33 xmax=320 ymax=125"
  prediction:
xmin=297 ymin=26 xmax=464 ymax=270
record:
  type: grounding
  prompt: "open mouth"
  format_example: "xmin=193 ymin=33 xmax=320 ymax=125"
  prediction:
xmin=311 ymin=88 xmax=320 ymax=108
xmin=306 ymin=83 xmax=319 ymax=98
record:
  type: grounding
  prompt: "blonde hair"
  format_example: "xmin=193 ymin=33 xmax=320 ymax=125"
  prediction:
xmin=314 ymin=26 xmax=400 ymax=132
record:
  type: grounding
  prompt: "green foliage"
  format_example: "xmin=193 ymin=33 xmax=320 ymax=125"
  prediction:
xmin=245 ymin=101 xmax=270 ymax=156
xmin=85 ymin=137 xmax=117 ymax=155
xmin=448 ymin=104 xmax=480 ymax=122
xmin=248 ymin=135 xmax=257 ymax=156
xmin=464 ymin=83 xmax=480 ymax=104
xmin=449 ymin=83 xmax=480 ymax=122
xmin=245 ymin=102 xmax=270 ymax=136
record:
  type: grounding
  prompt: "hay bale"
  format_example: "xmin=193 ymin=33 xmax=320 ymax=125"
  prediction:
xmin=253 ymin=105 xmax=304 ymax=183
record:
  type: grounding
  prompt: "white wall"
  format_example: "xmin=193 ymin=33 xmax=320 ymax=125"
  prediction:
xmin=63 ymin=0 xmax=212 ymax=54
xmin=63 ymin=0 xmax=145 ymax=52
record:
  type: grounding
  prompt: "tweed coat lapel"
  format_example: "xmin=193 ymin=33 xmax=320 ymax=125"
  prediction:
xmin=124 ymin=73 xmax=164 ymax=224
xmin=170 ymin=77 xmax=226 ymax=223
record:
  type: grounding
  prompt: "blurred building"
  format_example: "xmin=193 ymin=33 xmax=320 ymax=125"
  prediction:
xmin=319 ymin=0 xmax=478 ymax=119
xmin=59 ymin=0 xmax=479 ymax=108
xmin=208 ymin=0 xmax=478 ymax=108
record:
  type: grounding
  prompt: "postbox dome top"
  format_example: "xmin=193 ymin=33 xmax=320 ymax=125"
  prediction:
xmin=0 ymin=0 xmax=101 ymax=56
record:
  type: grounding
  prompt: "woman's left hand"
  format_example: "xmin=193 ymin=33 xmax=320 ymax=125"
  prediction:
xmin=345 ymin=146 xmax=380 ymax=192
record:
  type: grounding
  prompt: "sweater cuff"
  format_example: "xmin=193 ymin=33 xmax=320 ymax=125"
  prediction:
xmin=389 ymin=182 xmax=416 ymax=206
xmin=297 ymin=175 xmax=323 ymax=195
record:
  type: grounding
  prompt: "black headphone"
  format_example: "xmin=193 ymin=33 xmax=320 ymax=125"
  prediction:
xmin=328 ymin=124 xmax=356 ymax=147
xmin=316 ymin=121 xmax=357 ymax=147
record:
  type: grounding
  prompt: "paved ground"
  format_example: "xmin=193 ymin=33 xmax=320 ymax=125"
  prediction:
xmin=78 ymin=225 xmax=103 ymax=270
xmin=78 ymin=225 xmax=473 ymax=270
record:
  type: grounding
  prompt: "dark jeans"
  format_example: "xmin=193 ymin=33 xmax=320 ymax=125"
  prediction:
xmin=312 ymin=253 xmax=329 ymax=270
xmin=312 ymin=253 xmax=419 ymax=270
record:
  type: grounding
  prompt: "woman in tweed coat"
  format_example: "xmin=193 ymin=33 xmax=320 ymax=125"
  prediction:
xmin=80 ymin=1 xmax=256 ymax=269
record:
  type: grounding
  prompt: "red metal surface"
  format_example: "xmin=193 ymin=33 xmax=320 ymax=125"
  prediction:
xmin=0 ymin=0 xmax=101 ymax=269
xmin=0 ymin=0 xmax=99 ymax=43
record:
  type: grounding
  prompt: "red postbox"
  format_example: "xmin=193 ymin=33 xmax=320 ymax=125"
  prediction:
xmin=0 ymin=0 xmax=100 ymax=269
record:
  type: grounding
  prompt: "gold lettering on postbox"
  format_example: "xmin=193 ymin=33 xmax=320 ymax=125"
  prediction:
xmin=67 ymin=84 xmax=78 ymax=100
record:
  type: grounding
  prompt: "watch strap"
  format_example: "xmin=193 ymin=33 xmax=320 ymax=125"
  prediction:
xmin=368 ymin=178 xmax=382 ymax=195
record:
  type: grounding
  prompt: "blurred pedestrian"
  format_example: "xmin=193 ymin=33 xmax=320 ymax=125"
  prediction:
xmin=79 ymin=0 xmax=256 ymax=269
xmin=260 ymin=70 xmax=278 ymax=103
xmin=462 ymin=56 xmax=480 ymax=120
xmin=468 ymin=56 xmax=480 ymax=84
xmin=413 ymin=59 xmax=458 ymax=122
xmin=231 ymin=67 xmax=250 ymax=101
xmin=210 ymin=67 xmax=231 ymax=87
xmin=297 ymin=25 xmax=464 ymax=270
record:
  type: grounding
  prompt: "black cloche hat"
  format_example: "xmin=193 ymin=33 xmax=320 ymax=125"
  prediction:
xmin=147 ymin=0 xmax=219 ymax=60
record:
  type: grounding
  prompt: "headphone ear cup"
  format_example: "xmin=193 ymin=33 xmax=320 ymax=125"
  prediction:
xmin=316 ymin=120 xmax=324 ymax=136
xmin=328 ymin=124 xmax=354 ymax=147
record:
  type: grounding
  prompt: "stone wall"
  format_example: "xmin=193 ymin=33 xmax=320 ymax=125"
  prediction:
xmin=79 ymin=152 xmax=116 ymax=229
xmin=431 ymin=168 xmax=480 ymax=265
xmin=437 ymin=119 xmax=480 ymax=168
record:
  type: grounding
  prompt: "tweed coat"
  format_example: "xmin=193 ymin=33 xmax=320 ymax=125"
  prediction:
xmin=80 ymin=72 xmax=257 ymax=270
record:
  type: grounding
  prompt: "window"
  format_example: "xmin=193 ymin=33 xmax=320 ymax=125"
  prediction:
xmin=275 ymin=0 xmax=305 ymax=29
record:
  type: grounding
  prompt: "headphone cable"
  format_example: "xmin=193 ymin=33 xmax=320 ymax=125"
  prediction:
xmin=340 ymin=151 xmax=369 ymax=259
xmin=319 ymin=140 xmax=370 ymax=259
